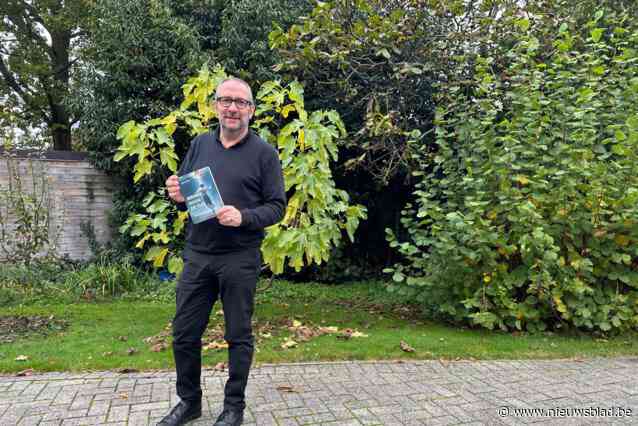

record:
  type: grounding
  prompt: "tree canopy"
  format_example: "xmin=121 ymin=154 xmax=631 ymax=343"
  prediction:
xmin=0 ymin=0 xmax=91 ymax=150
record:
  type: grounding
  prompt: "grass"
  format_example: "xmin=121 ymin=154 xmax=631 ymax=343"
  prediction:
xmin=0 ymin=280 xmax=637 ymax=374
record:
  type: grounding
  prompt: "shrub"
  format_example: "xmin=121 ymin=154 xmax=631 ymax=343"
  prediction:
xmin=0 ymin=259 xmax=167 ymax=306
xmin=0 ymin=155 xmax=60 ymax=265
xmin=387 ymin=9 xmax=638 ymax=333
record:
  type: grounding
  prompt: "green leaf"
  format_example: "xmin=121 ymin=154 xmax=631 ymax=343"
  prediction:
xmin=168 ymin=256 xmax=183 ymax=275
xmin=116 ymin=121 xmax=136 ymax=140
xmin=376 ymin=48 xmax=391 ymax=59
xmin=592 ymin=65 xmax=605 ymax=75
xmin=393 ymin=272 xmax=404 ymax=282
xmin=590 ymin=28 xmax=604 ymax=42
xmin=516 ymin=18 xmax=530 ymax=32
xmin=113 ymin=149 xmax=128 ymax=162
xmin=155 ymin=128 xmax=171 ymax=146
xmin=160 ymin=149 xmax=178 ymax=172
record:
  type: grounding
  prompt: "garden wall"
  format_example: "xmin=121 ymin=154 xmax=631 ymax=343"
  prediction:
xmin=0 ymin=151 xmax=118 ymax=261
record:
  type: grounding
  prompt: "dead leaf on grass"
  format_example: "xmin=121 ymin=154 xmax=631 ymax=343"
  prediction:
xmin=281 ymin=339 xmax=298 ymax=349
xmin=103 ymin=351 xmax=114 ymax=357
xmin=204 ymin=341 xmax=229 ymax=351
xmin=15 ymin=355 xmax=29 ymax=362
xmin=150 ymin=343 xmax=168 ymax=352
xmin=337 ymin=328 xmax=368 ymax=340
xmin=118 ymin=336 xmax=128 ymax=342
xmin=16 ymin=368 xmax=34 ymax=377
xmin=400 ymin=340 xmax=415 ymax=353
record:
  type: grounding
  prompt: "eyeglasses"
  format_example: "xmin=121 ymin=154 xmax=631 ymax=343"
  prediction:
xmin=215 ymin=97 xmax=253 ymax=110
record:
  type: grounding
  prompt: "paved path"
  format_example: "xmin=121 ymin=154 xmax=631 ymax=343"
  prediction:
xmin=1 ymin=358 xmax=637 ymax=425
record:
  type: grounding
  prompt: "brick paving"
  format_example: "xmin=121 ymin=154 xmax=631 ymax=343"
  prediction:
xmin=1 ymin=358 xmax=637 ymax=425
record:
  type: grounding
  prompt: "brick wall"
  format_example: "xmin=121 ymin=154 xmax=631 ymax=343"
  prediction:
xmin=0 ymin=152 xmax=118 ymax=261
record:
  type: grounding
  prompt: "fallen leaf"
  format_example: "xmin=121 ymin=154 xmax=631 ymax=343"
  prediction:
xmin=119 ymin=392 xmax=129 ymax=399
xmin=204 ymin=341 xmax=228 ymax=351
xmin=281 ymin=339 xmax=298 ymax=349
xmin=276 ymin=385 xmax=298 ymax=393
xmin=15 ymin=355 xmax=29 ymax=362
xmin=337 ymin=328 xmax=353 ymax=340
xmin=118 ymin=336 xmax=128 ymax=342
xmin=117 ymin=368 xmax=139 ymax=374
xmin=150 ymin=343 xmax=168 ymax=352
xmin=400 ymin=340 xmax=415 ymax=353
xmin=102 ymin=352 xmax=114 ymax=357
xmin=16 ymin=368 xmax=33 ymax=377
xmin=294 ymin=326 xmax=317 ymax=342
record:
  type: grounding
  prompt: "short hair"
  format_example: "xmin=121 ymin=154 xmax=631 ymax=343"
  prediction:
xmin=215 ymin=78 xmax=254 ymax=103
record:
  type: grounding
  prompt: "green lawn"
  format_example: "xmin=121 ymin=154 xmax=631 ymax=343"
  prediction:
xmin=1 ymin=280 xmax=637 ymax=373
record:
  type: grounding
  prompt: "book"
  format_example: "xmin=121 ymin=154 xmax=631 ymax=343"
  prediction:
xmin=178 ymin=166 xmax=224 ymax=224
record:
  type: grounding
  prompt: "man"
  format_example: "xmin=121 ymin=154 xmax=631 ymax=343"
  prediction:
xmin=159 ymin=78 xmax=286 ymax=426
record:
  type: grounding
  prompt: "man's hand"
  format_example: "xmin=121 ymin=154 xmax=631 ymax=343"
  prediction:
xmin=166 ymin=175 xmax=185 ymax=203
xmin=217 ymin=206 xmax=242 ymax=227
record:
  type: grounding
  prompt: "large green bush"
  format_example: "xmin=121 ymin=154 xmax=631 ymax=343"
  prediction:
xmin=387 ymin=9 xmax=638 ymax=333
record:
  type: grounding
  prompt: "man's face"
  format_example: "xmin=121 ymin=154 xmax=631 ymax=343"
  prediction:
xmin=215 ymin=81 xmax=254 ymax=134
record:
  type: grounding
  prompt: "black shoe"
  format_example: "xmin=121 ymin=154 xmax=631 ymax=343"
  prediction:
xmin=157 ymin=400 xmax=202 ymax=426
xmin=213 ymin=409 xmax=244 ymax=426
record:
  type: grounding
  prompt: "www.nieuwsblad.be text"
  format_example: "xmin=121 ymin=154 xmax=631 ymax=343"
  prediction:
xmin=498 ymin=406 xmax=633 ymax=418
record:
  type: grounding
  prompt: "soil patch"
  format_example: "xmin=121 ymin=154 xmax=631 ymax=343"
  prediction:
xmin=0 ymin=315 xmax=68 ymax=344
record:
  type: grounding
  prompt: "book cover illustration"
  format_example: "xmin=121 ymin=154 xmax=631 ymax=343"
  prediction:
xmin=178 ymin=166 xmax=224 ymax=224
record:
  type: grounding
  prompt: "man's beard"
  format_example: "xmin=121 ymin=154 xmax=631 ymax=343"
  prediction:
xmin=221 ymin=115 xmax=245 ymax=132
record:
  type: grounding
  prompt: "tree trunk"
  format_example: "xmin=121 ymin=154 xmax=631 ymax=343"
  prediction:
xmin=50 ymin=25 xmax=72 ymax=151
xmin=52 ymin=123 xmax=72 ymax=151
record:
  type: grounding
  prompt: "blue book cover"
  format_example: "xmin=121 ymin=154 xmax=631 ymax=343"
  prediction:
xmin=178 ymin=166 xmax=224 ymax=224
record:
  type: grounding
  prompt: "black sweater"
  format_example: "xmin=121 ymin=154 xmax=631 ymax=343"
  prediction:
xmin=177 ymin=128 xmax=286 ymax=253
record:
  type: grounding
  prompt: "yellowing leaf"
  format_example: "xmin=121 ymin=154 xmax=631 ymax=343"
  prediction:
xmin=298 ymin=129 xmax=305 ymax=151
xmin=153 ymin=248 xmax=169 ymax=268
xmin=615 ymin=235 xmax=630 ymax=246
xmin=281 ymin=339 xmax=298 ymax=349
xmin=515 ymin=175 xmax=530 ymax=185
xmin=281 ymin=104 xmax=296 ymax=118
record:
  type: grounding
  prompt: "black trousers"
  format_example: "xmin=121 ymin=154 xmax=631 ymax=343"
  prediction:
xmin=172 ymin=247 xmax=260 ymax=411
